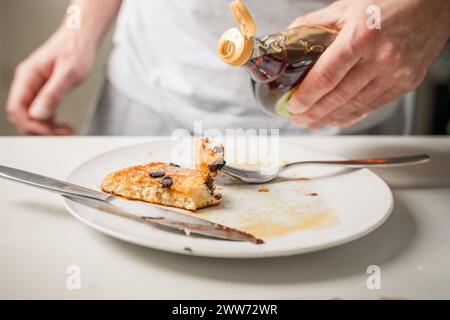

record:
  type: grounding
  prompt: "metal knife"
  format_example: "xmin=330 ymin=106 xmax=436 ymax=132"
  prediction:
xmin=0 ymin=165 xmax=263 ymax=244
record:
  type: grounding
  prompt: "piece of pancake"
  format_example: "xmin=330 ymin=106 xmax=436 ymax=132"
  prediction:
xmin=196 ymin=138 xmax=226 ymax=177
xmin=101 ymin=162 xmax=221 ymax=211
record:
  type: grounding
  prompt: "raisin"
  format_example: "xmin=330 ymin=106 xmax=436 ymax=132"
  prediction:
xmin=149 ymin=171 xmax=165 ymax=178
xmin=214 ymin=193 xmax=222 ymax=200
xmin=205 ymin=176 xmax=214 ymax=190
xmin=169 ymin=162 xmax=181 ymax=168
xmin=161 ymin=176 xmax=173 ymax=188
xmin=209 ymin=160 xmax=226 ymax=172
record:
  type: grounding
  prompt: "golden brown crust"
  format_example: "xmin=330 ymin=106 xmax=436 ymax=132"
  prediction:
xmin=101 ymin=162 xmax=221 ymax=211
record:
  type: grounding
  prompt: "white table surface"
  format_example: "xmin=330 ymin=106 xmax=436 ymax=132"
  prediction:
xmin=0 ymin=136 xmax=449 ymax=299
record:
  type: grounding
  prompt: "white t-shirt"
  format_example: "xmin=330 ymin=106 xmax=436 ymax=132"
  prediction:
xmin=107 ymin=0 xmax=399 ymax=134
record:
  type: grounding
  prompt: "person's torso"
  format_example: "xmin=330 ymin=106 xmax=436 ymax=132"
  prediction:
xmin=107 ymin=0 xmax=398 ymax=133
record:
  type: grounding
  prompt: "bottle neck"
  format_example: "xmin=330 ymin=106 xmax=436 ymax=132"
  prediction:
xmin=241 ymin=35 xmax=287 ymax=83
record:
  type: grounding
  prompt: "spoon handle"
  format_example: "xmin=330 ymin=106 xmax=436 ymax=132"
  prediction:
xmin=284 ymin=154 xmax=430 ymax=169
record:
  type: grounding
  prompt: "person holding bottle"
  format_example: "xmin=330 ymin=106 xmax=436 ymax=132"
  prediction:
xmin=5 ymin=0 xmax=450 ymax=135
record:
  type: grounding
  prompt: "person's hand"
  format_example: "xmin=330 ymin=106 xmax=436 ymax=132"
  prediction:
xmin=6 ymin=27 xmax=96 ymax=135
xmin=288 ymin=0 xmax=450 ymax=130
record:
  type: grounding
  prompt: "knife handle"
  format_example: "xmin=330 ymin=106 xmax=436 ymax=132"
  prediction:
xmin=0 ymin=165 xmax=109 ymax=201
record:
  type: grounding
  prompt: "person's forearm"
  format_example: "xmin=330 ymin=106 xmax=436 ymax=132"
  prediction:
xmin=62 ymin=0 xmax=122 ymax=47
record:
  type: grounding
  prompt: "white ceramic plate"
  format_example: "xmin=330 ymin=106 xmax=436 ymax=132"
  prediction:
xmin=63 ymin=139 xmax=393 ymax=258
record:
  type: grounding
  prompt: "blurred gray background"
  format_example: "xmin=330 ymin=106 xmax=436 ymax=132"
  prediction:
xmin=0 ymin=0 xmax=448 ymax=135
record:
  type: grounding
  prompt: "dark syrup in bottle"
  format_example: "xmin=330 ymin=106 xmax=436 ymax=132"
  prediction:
xmin=217 ymin=1 xmax=338 ymax=118
xmin=244 ymin=26 xmax=337 ymax=117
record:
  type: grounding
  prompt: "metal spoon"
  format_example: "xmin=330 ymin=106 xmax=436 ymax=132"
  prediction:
xmin=222 ymin=154 xmax=430 ymax=184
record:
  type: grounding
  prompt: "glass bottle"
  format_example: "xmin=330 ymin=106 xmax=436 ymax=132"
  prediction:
xmin=217 ymin=0 xmax=338 ymax=118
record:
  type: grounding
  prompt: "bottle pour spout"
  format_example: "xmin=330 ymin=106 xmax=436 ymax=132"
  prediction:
xmin=217 ymin=0 xmax=257 ymax=66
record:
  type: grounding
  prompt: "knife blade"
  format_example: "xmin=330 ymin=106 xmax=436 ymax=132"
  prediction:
xmin=0 ymin=165 xmax=263 ymax=244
